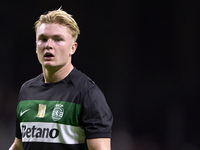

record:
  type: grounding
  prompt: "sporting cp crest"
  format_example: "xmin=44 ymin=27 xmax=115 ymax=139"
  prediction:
xmin=52 ymin=104 xmax=64 ymax=121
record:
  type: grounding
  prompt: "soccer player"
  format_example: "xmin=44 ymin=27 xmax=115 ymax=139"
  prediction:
xmin=9 ymin=8 xmax=113 ymax=150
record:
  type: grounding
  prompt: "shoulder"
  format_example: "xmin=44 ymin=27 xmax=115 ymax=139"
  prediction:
xmin=20 ymin=74 xmax=43 ymax=91
xmin=68 ymin=68 xmax=97 ymax=92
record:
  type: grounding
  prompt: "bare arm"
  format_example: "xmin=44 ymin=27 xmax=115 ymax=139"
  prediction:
xmin=9 ymin=138 xmax=23 ymax=150
xmin=87 ymin=138 xmax=111 ymax=150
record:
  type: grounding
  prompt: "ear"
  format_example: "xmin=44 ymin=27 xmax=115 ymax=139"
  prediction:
xmin=70 ymin=42 xmax=78 ymax=55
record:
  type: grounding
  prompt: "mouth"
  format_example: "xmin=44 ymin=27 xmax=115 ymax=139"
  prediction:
xmin=44 ymin=52 xmax=54 ymax=59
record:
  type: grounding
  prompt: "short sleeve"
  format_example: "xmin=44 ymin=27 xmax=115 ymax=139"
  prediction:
xmin=80 ymin=86 xmax=113 ymax=139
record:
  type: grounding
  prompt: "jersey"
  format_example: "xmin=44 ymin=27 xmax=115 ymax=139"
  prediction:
xmin=15 ymin=68 xmax=113 ymax=150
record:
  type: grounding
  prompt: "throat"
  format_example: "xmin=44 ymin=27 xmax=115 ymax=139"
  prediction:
xmin=42 ymin=63 xmax=74 ymax=83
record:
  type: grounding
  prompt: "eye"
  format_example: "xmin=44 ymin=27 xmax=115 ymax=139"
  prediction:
xmin=55 ymin=38 xmax=61 ymax=41
xmin=55 ymin=38 xmax=62 ymax=41
xmin=38 ymin=37 xmax=48 ymax=42
xmin=41 ymin=37 xmax=48 ymax=42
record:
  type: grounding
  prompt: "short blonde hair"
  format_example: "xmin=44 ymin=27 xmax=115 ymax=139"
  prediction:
xmin=34 ymin=8 xmax=80 ymax=41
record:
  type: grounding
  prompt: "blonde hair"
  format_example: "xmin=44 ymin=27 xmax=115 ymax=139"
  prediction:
xmin=34 ymin=8 xmax=80 ymax=41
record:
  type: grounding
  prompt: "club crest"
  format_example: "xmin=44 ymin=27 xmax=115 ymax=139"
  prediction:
xmin=52 ymin=104 xmax=64 ymax=121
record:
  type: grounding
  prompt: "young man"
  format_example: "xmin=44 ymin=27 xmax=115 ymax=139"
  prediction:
xmin=9 ymin=9 xmax=113 ymax=150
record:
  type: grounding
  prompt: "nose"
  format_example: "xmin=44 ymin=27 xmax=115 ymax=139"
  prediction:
xmin=45 ymin=39 xmax=53 ymax=49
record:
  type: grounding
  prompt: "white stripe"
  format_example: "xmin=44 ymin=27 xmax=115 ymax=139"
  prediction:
xmin=20 ymin=122 xmax=85 ymax=144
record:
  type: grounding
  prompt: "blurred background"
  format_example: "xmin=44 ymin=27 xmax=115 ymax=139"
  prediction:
xmin=1 ymin=0 xmax=200 ymax=149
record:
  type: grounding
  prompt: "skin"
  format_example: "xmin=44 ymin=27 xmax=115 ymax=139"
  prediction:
xmin=87 ymin=138 xmax=111 ymax=150
xmin=9 ymin=23 xmax=111 ymax=150
xmin=36 ymin=23 xmax=77 ymax=83
xmin=9 ymin=138 xmax=23 ymax=150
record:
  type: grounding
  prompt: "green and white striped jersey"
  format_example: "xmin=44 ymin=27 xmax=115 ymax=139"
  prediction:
xmin=16 ymin=68 xmax=113 ymax=150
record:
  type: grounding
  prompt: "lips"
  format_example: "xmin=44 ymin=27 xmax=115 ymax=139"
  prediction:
xmin=44 ymin=52 xmax=54 ymax=59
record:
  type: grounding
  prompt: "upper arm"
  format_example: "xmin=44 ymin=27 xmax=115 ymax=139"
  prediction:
xmin=81 ymin=86 xmax=113 ymax=138
xmin=87 ymin=138 xmax=111 ymax=150
xmin=9 ymin=138 xmax=23 ymax=150
xmin=81 ymin=86 xmax=113 ymax=150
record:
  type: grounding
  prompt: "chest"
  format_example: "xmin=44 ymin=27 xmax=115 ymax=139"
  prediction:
xmin=17 ymin=100 xmax=82 ymax=126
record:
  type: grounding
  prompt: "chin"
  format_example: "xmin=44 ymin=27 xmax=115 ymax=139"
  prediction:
xmin=43 ymin=63 xmax=56 ymax=69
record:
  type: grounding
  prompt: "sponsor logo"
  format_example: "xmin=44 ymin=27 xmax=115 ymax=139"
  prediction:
xmin=52 ymin=104 xmax=64 ymax=121
xmin=20 ymin=109 xmax=30 ymax=116
xmin=37 ymin=104 xmax=46 ymax=118
xmin=22 ymin=125 xmax=59 ymax=139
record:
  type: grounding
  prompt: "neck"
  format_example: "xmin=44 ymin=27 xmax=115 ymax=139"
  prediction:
xmin=42 ymin=63 xmax=74 ymax=83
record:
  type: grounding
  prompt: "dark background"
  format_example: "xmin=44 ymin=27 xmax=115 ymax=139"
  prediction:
xmin=1 ymin=0 xmax=200 ymax=150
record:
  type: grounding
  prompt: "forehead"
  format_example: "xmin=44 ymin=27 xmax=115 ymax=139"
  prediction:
xmin=36 ymin=23 xmax=72 ymax=37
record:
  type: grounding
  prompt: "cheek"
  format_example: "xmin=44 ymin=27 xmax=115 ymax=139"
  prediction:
xmin=36 ymin=41 xmax=44 ymax=48
xmin=36 ymin=47 xmax=43 ymax=58
xmin=59 ymin=44 xmax=71 ymax=54
xmin=36 ymin=43 xmax=43 ymax=53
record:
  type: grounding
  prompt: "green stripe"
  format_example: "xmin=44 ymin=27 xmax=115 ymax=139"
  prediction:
xmin=17 ymin=100 xmax=81 ymax=126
